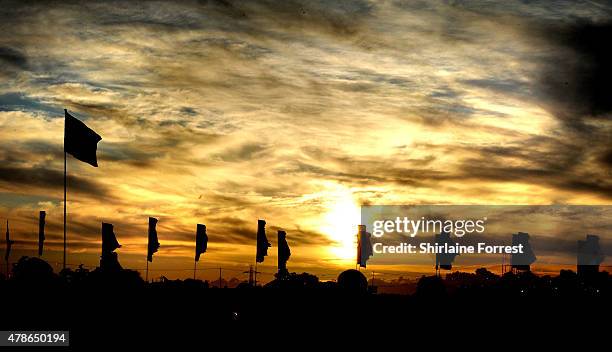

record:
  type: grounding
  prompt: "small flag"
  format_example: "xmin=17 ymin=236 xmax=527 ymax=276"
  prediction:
xmin=195 ymin=224 xmax=208 ymax=262
xmin=357 ymin=225 xmax=373 ymax=268
xmin=277 ymin=230 xmax=291 ymax=276
xmin=256 ymin=219 xmax=271 ymax=263
xmin=147 ymin=217 xmax=160 ymax=262
xmin=5 ymin=220 xmax=14 ymax=262
xmin=511 ymin=232 xmax=536 ymax=270
xmin=65 ymin=109 xmax=102 ymax=167
xmin=101 ymin=222 xmax=121 ymax=254
xmin=38 ymin=211 xmax=45 ymax=256
xmin=435 ymin=232 xmax=458 ymax=270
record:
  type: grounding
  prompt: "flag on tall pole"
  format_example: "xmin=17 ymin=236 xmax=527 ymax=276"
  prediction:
xmin=147 ymin=217 xmax=160 ymax=262
xmin=38 ymin=211 xmax=46 ymax=256
xmin=194 ymin=224 xmax=208 ymax=280
xmin=277 ymin=230 xmax=291 ymax=279
xmin=256 ymin=219 xmax=271 ymax=263
xmin=5 ymin=220 xmax=14 ymax=262
xmin=195 ymin=224 xmax=208 ymax=262
xmin=435 ymin=232 xmax=458 ymax=272
xmin=357 ymin=225 xmax=373 ymax=268
xmin=100 ymin=222 xmax=122 ymax=271
xmin=63 ymin=109 xmax=102 ymax=270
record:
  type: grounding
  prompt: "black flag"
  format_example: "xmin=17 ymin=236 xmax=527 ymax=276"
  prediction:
xmin=147 ymin=217 xmax=160 ymax=262
xmin=38 ymin=211 xmax=45 ymax=256
xmin=65 ymin=109 xmax=102 ymax=167
xmin=101 ymin=222 xmax=121 ymax=254
xmin=195 ymin=224 xmax=208 ymax=262
xmin=256 ymin=219 xmax=271 ymax=263
xmin=5 ymin=220 xmax=14 ymax=262
xmin=357 ymin=225 xmax=373 ymax=268
xmin=100 ymin=222 xmax=122 ymax=271
xmin=435 ymin=232 xmax=458 ymax=270
xmin=511 ymin=232 xmax=536 ymax=271
xmin=277 ymin=230 xmax=291 ymax=277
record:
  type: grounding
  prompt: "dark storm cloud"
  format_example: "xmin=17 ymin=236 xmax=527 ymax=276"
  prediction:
xmin=0 ymin=165 xmax=109 ymax=198
xmin=536 ymin=21 xmax=612 ymax=129
xmin=0 ymin=46 xmax=27 ymax=69
xmin=98 ymin=142 xmax=163 ymax=168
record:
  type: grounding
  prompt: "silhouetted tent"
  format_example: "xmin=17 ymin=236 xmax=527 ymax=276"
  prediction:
xmin=256 ymin=219 xmax=271 ymax=263
xmin=511 ymin=232 xmax=536 ymax=271
xmin=100 ymin=223 xmax=122 ymax=271
xmin=577 ymin=234 xmax=605 ymax=276
xmin=357 ymin=225 xmax=373 ymax=268
xmin=10 ymin=256 xmax=58 ymax=286
xmin=38 ymin=211 xmax=45 ymax=256
xmin=435 ymin=232 xmax=458 ymax=270
xmin=5 ymin=220 xmax=14 ymax=262
xmin=147 ymin=217 xmax=160 ymax=262
xmin=277 ymin=230 xmax=291 ymax=278
xmin=337 ymin=269 xmax=368 ymax=293
xmin=195 ymin=224 xmax=208 ymax=262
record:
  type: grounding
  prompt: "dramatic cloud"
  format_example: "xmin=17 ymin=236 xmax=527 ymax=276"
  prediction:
xmin=0 ymin=0 xmax=610 ymax=279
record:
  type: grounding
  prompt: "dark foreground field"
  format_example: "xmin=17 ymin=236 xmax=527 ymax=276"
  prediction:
xmin=1 ymin=257 xmax=610 ymax=348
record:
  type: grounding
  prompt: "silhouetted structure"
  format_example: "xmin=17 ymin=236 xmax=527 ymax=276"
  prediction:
xmin=435 ymin=231 xmax=458 ymax=273
xmin=337 ymin=269 xmax=368 ymax=293
xmin=38 ymin=211 xmax=45 ymax=256
xmin=511 ymin=232 xmax=536 ymax=271
xmin=578 ymin=234 xmax=605 ymax=276
xmin=11 ymin=256 xmax=58 ymax=286
xmin=5 ymin=220 xmax=13 ymax=264
xmin=195 ymin=224 xmax=208 ymax=261
xmin=357 ymin=225 xmax=373 ymax=268
xmin=63 ymin=109 xmax=102 ymax=271
xmin=147 ymin=217 xmax=160 ymax=262
xmin=256 ymin=219 xmax=271 ymax=263
xmin=100 ymin=223 xmax=122 ymax=271
xmin=277 ymin=230 xmax=291 ymax=279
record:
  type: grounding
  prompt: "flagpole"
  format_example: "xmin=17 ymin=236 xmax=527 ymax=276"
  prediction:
xmin=193 ymin=260 xmax=196 ymax=280
xmin=145 ymin=260 xmax=149 ymax=283
xmin=254 ymin=262 xmax=258 ymax=287
xmin=63 ymin=109 xmax=67 ymax=271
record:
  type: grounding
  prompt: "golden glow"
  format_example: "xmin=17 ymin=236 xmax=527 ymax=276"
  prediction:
xmin=319 ymin=184 xmax=361 ymax=264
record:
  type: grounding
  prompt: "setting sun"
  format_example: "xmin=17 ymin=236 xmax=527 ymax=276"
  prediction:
xmin=319 ymin=185 xmax=361 ymax=264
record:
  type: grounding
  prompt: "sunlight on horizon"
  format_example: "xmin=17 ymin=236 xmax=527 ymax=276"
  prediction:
xmin=319 ymin=185 xmax=361 ymax=265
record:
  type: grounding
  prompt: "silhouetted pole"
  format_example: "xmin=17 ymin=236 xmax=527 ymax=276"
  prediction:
xmin=254 ymin=262 xmax=258 ymax=286
xmin=63 ymin=123 xmax=67 ymax=271
xmin=193 ymin=260 xmax=197 ymax=280
xmin=145 ymin=260 xmax=149 ymax=282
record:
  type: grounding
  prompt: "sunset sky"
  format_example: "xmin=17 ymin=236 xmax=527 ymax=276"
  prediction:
xmin=1 ymin=0 xmax=610 ymax=282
